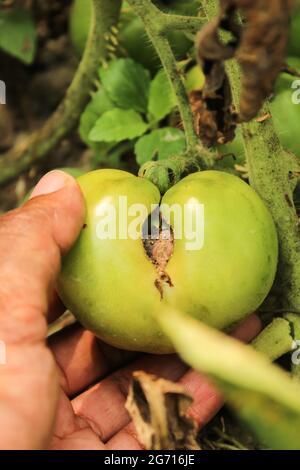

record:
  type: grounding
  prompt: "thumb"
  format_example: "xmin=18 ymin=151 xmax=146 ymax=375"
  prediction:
xmin=0 ymin=170 xmax=85 ymax=343
xmin=0 ymin=170 xmax=85 ymax=449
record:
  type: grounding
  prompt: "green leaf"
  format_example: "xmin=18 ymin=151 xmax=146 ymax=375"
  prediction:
xmin=135 ymin=128 xmax=186 ymax=166
xmin=0 ymin=8 xmax=36 ymax=64
xmin=79 ymin=88 xmax=115 ymax=145
xmin=157 ymin=306 xmax=300 ymax=450
xmin=99 ymin=59 xmax=151 ymax=113
xmin=89 ymin=108 xmax=148 ymax=143
xmin=148 ymin=70 xmax=176 ymax=121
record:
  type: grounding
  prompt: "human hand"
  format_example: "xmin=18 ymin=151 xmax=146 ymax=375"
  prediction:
xmin=0 ymin=170 xmax=261 ymax=449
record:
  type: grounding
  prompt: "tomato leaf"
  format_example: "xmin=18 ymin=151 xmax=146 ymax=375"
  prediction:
xmin=89 ymin=108 xmax=149 ymax=143
xmin=135 ymin=128 xmax=186 ymax=166
xmin=79 ymin=88 xmax=115 ymax=146
xmin=148 ymin=70 xmax=176 ymax=122
xmin=99 ymin=59 xmax=151 ymax=114
xmin=158 ymin=306 xmax=300 ymax=450
xmin=0 ymin=8 xmax=36 ymax=64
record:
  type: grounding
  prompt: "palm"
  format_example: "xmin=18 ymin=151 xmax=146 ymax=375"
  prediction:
xmin=49 ymin=316 xmax=259 ymax=450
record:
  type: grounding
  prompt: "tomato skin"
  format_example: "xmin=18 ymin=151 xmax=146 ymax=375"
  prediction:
xmin=217 ymin=128 xmax=246 ymax=168
xmin=58 ymin=169 xmax=278 ymax=353
xmin=185 ymin=65 xmax=205 ymax=92
xmin=270 ymin=92 xmax=300 ymax=159
xmin=270 ymin=57 xmax=300 ymax=159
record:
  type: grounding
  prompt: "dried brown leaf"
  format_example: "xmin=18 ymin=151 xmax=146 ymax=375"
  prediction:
xmin=197 ymin=0 xmax=295 ymax=123
xmin=126 ymin=371 xmax=200 ymax=451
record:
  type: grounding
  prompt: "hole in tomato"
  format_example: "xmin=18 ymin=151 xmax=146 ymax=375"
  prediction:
xmin=142 ymin=206 xmax=174 ymax=299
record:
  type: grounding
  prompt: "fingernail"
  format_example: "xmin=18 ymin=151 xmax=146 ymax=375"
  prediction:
xmin=30 ymin=170 xmax=76 ymax=199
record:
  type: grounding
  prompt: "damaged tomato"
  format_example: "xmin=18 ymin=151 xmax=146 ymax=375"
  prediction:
xmin=58 ymin=169 xmax=278 ymax=353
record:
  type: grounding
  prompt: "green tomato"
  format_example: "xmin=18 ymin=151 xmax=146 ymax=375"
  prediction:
xmin=271 ymin=57 xmax=300 ymax=159
xmin=69 ymin=0 xmax=195 ymax=72
xmin=58 ymin=169 xmax=278 ymax=354
xmin=185 ymin=65 xmax=205 ymax=92
xmin=217 ymin=128 xmax=246 ymax=168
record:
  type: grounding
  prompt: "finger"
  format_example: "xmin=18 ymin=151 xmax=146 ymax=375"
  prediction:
xmin=72 ymin=354 xmax=188 ymax=443
xmin=0 ymin=170 xmax=85 ymax=344
xmin=51 ymin=310 xmax=262 ymax=399
xmin=105 ymin=313 xmax=262 ymax=449
xmin=181 ymin=313 xmax=262 ymax=427
xmin=50 ymin=324 xmax=136 ymax=396
xmin=106 ymin=422 xmax=143 ymax=450
xmin=231 ymin=312 xmax=262 ymax=343
xmin=49 ymin=390 xmax=106 ymax=450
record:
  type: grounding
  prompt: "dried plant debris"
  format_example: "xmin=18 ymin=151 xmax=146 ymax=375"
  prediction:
xmin=197 ymin=0 xmax=294 ymax=123
xmin=189 ymin=77 xmax=237 ymax=147
xmin=142 ymin=209 xmax=174 ymax=299
xmin=126 ymin=371 xmax=200 ymax=450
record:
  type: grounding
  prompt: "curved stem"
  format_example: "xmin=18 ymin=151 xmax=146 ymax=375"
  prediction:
xmin=127 ymin=0 xmax=210 ymax=161
xmin=158 ymin=14 xmax=206 ymax=35
xmin=0 ymin=0 xmax=122 ymax=187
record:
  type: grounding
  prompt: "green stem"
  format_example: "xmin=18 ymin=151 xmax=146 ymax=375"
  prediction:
xmin=127 ymin=0 xmax=203 ymax=155
xmin=202 ymin=0 xmax=300 ymax=314
xmin=158 ymin=13 xmax=206 ymax=35
xmin=0 ymin=0 xmax=122 ymax=187
xmin=252 ymin=318 xmax=294 ymax=362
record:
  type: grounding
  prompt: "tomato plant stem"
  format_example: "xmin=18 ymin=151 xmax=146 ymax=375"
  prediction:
xmin=0 ymin=0 xmax=122 ymax=187
xmin=127 ymin=0 xmax=200 ymax=154
xmin=158 ymin=13 xmax=206 ymax=35
xmin=252 ymin=318 xmax=294 ymax=362
xmin=127 ymin=0 xmax=215 ymax=193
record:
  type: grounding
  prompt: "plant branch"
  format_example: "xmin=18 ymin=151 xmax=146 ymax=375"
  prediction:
xmin=252 ymin=318 xmax=294 ymax=362
xmin=127 ymin=0 xmax=201 ymax=155
xmin=0 ymin=0 xmax=122 ymax=187
xmin=127 ymin=0 xmax=215 ymax=194
xmin=158 ymin=13 xmax=206 ymax=35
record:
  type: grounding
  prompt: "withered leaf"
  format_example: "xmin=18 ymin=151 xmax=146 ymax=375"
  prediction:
xmin=189 ymin=79 xmax=237 ymax=148
xmin=237 ymin=0 xmax=294 ymax=121
xmin=126 ymin=371 xmax=200 ymax=450
xmin=196 ymin=5 xmax=238 ymax=147
xmin=197 ymin=0 xmax=295 ymax=123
